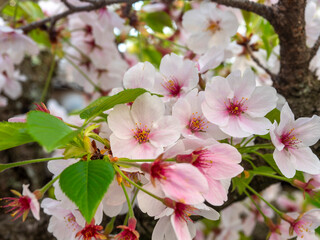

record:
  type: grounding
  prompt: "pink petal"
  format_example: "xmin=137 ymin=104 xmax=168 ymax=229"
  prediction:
xmin=294 ymin=115 xmax=320 ymax=146
xmin=108 ymin=104 xmax=135 ymax=139
xmin=220 ymin=116 xmax=251 ymax=138
xmin=161 ymin=163 xmax=208 ymax=205
xmin=273 ymin=149 xmax=296 ymax=178
xmin=238 ymin=114 xmax=271 ymax=136
xmin=245 ymin=86 xmax=278 ymax=118
xmin=123 ymin=62 xmax=155 ymax=90
xmin=291 ymin=147 xmax=320 ymax=175
xmin=203 ymin=178 xmax=228 ymax=206
xmin=149 ymin=116 xmax=181 ymax=147
xmin=171 ymin=214 xmax=192 ymax=240
xmin=131 ymin=93 xmax=165 ymax=126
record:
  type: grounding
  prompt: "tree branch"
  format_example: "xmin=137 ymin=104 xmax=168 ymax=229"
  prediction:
xmin=211 ymin=0 xmax=274 ymax=21
xmin=245 ymin=45 xmax=277 ymax=82
xmin=19 ymin=0 xmax=137 ymax=33
xmin=309 ymin=34 xmax=320 ymax=62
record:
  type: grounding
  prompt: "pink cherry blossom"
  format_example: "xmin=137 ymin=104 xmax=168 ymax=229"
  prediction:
xmin=182 ymin=2 xmax=238 ymax=54
xmin=2 ymin=184 xmax=40 ymax=221
xmin=172 ymin=89 xmax=228 ymax=140
xmin=141 ymin=160 xmax=209 ymax=205
xmin=284 ymin=209 xmax=320 ymax=239
xmin=152 ymin=199 xmax=219 ymax=240
xmin=123 ymin=61 xmax=156 ymax=91
xmin=270 ymin=103 xmax=320 ymax=178
xmin=41 ymin=198 xmax=82 ymax=240
xmin=0 ymin=26 xmax=39 ymax=64
xmin=114 ymin=218 xmax=139 ymax=240
xmin=202 ymin=68 xmax=278 ymax=137
xmin=153 ymin=53 xmax=199 ymax=99
xmin=170 ymin=139 xmax=243 ymax=205
xmin=108 ymin=92 xmax=181 ymax=159
xmin=197 ymin=46 xmax=225 ymax=73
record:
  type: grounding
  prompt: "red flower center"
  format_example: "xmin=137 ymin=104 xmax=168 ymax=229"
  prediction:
xmin=188 ymin=112 xmax=208 ymax=132
xmin=280 ymin=128 xmax=300 ymax=149
xmin=76 ymin=223 xmax=106 ymax=240
xmin=225 ymin=97 xmax=248 ymax=116
xmin=132 ymin=123 xmax=150 ymax=144
xmin=162 ymin=77 xmax=182 ymax=97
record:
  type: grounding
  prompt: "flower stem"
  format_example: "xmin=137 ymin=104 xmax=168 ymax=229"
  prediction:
xmin=121 ymin=182 xmax=134 ymax=218
xmin=40 ymin=175 xmax=60 ymax=195
xmin=65 ymin=122 xmax=80 ymax=129
xmin=0 ymin=157 xmax=64 ymax=172
xmin=113 ymin=164 xmax=164 ymax=203
xmin=244 ymin=189 xmax=268 ymax=222
xmin=243 ymin=181 xmax=284 ymax=217
xmin=254 ymin=172 xmax=291 ymax=182
xmin=243 ymin=135 xmax=256 ymax=147
xmin=64 ymin=56 xmax=101 ymax=92
xmin=41 ymin=53 xmax=56 ymax=102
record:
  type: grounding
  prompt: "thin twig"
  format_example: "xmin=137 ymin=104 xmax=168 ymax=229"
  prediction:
xmin=211 ymin=0 xmax=274 ymax=21
xmin=246 ymin=45 xmax=277 ymax=81
xmin=309 ymin=34 xmax=320 ymax=62
xmin=19 ymin=0 xmax=137 ymax=33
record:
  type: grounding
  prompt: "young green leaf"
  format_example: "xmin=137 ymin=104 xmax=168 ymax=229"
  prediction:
xmin=0 ymin=122 xmax=34 ymax=151
xmin=59 ymin=160 xmax=115 ymax=223
xmin=27 ymin=111 xmax=76 ymax=152
xmin=79 ymin=88 xmax=149 ymax=119
xmin=144 ymin=12 xmax=173 ymax=33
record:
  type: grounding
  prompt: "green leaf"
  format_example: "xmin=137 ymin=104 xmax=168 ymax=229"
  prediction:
xmin=27 ymin=111 xmax=75 ymax=152
xmin=265 ymin=108 xmax=280 ymax=124
xmin=144 ymin=12 xmax=173 ymax=33
xmin=28 ymin=29 xmax=51 ymax=47
xmin=79 ymin=88 xmax=148 ymax=119
xmin=250 ymin=166 xmax=276 ymax=175
xmin=260 ymin=153 xmax=282 ymax=175
xmin=0 ymin=122 xmax=34 ymax=151
xmin=1 ymin=4 xmax=25 ymax=19
xmin=232 ymin=173 xmax=253 ymax=195
xmin=19 ymin=1 xmax=44 ymax=20
xmin=59 ymin=160 xmax=115 ymax=223
xmin=294 ymin=171 xmax=305 ymax=182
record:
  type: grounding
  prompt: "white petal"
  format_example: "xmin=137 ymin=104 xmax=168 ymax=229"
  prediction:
xmin=291 ymin=147 xmax=320 ymax=175
xmin=246 ymin=86 xmax=278 ymax=117
xmin=273 ymin=149 xmax=296 ymax=178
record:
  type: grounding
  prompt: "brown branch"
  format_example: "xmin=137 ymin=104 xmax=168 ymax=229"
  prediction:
xmin=19 ymin=0 xmax=137 ymax=33
xmin=309 ymin=34 xmax=320 ymax=62
xmin=245 ymin=45 xmax=277 ymax=82
xmin=211 ymin=0 xmax=275 ymax=21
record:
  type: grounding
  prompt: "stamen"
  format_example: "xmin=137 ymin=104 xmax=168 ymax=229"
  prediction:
xmin=225 ymin=97 xmax=248 ymax=116
xmin=188 ymin=112 xmax=209 ymax=133
xmin=161 ymin=77 xmax=182 ymax=97
xmin=132 ymin=123 xmax=150 ymax=144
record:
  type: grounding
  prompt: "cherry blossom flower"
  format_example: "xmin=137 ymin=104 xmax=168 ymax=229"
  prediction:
xmin=182 ymin=2 xmax=238 ymax=54
xmin=0 ymin=54 xmax=25 ymax=100
xmin=197 ymin=46 xmax=225 ymax=74
xmin=270 ymin=103 xmax=320 ymax=178
xmin=168 ymin=139 xmax=243 ymax=205
xmin=172 ymin=89 xmax=228 ymax=140
xmin=108 ymin=92 xmax=181 ymax=159
xmin=202 ymin=68 xmax=278 ymax=138
xmin=140 ymin=159 xmax=209 ymax=205
xmin=76 ymin=221 xmax=106 ymax=240
xmin=114 ymin=218 xmax=140 ymax=240
xmin=1 ymin=184 xmax=40 ymax=221
xmin=152 ymin=199 xmax=219 ymax=240
xmin=284 ymin=209 xmax=320 ymax=240
xmin=41 ymin=198 xmax=82 ymax=240
xmin=0 ymin=26 xmax=39 ymax=64
xmin=123 ymin=61 xmax=156 ymax=91
xmin=153 ymin=53 xmax=199 ymax=99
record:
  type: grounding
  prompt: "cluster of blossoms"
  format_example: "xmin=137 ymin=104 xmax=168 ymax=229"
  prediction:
xmin=1 ymin=0 xmax=320 ymax=240
xmin=0 ymin=25 xmax=38 ymax=106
